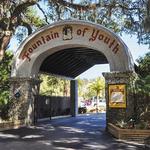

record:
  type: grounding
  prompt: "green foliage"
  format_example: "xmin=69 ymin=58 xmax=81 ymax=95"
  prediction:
xmin=0 ymin=51 xmax=13 ymax=120
xmin=15 ymin=6 xmax=47 ymax=43
xmin=132 ymin=52 xmax=150 ymax=126
xmin=77 ymin=77 xmax=105 ymax=100
xmin=26 ymin=7 xmax=46 ymax=28
xmin=135 ymin=52 xmax=150 ymax=94
xmin=135 ymin=121 xmax=150 ymax=129
xmin=77 ymin=78 xmax=89 ymax=98
xmin=39 ymin=74 xmax=70 ymax=96
xmin=116 ymin=120 xmax=127 ymax=129
xmin=89 ymin=77 xmax=105 ymax=98
xmin=136 ymin=52 xmax=150 ymax=78
xmin=135 ymin=75 xmax=150 ymax=94
xmin=46 ymin=0 xmax=150 ymax=47
xmin=116 ymin=119 xmax=150 ymax=129
xmin=0 ymin=51 xmax=13 ymax=94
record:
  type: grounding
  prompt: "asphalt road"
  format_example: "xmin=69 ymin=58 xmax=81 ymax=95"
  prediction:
xmin=0 ymin=113 xmax=144 ymax=150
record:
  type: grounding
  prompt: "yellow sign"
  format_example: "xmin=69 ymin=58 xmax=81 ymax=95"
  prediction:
xmin=109 ymin=84 xmax=126 ymax=108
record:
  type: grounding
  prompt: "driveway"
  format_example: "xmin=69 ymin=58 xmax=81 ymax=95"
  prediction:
xmin=0 ymin=113 xmax=144 ymax=150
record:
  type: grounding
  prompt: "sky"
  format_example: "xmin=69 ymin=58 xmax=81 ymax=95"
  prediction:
xmin=77 ymin=34 xmax=149 ymax=79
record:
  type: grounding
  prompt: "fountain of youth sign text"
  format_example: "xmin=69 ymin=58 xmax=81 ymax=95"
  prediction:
xmin=21 ymin=25 xmax=121 ymax=62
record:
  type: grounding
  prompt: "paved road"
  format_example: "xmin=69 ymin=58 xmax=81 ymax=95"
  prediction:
xmin=0 ymin=113 xmax=144 ymax=150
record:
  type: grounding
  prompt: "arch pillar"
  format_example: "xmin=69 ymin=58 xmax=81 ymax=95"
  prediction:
xmin=70 ymin=80 xmax=78 ymax=117
xmin=9 ymin=77 xmax=41 ymax=125
xmin=103 ymin=71 xmax=137 ymax=126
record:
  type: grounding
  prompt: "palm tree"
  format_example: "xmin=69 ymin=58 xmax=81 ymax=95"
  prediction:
xmin=90 ymin=77 xmax=105 ymax=98
xmin=89 ymin=77 xmax=105 ymax=112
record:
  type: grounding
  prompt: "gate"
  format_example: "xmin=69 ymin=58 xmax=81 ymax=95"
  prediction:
xmin=34 ymin=95 xmax=70 ymax=122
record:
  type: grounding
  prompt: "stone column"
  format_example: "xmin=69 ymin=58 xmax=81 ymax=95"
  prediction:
xmin=103 ymin=71 xmax=137 ymax=127
xmin=9 ymin=77 xmax=41 ymax=126
xmin=70 ymin=80 xmax=78 ymax=117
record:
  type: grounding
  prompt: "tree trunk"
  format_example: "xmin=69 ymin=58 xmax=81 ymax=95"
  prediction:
xmin=0 ymin=35 xmax=11 ymax=60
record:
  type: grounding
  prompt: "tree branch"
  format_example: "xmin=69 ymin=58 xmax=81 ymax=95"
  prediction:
xmin=50 ymin=0 xmax=90 ymax=11
xmin=36 ymin=3 xmax=49 ymax=24
xmin=0 ymin=35 xmax=11 ymax=61
xmin=147 ymin=0 xmax=150 ymax=16
xmin=50 ymin=0 xmax=141 ymax=11
xmin=12 ymin=0 xmax=38 ymax=17
xmin=21 ymin=21 xmax=32 ymax=35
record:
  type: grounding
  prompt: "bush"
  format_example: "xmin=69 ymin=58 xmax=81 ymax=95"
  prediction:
xmin=0 ymin=51 xmax=13 ymax=121
xmin=0 ymin=91 xmax=10 ymax=120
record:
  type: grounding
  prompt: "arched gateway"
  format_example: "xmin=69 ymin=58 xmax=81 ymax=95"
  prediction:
xmin=10 ymin=20 xmax=136 ymax=126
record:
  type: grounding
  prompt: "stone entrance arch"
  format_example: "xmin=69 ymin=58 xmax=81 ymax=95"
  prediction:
xmin=10 ymin=20 xmax=136 ymax=126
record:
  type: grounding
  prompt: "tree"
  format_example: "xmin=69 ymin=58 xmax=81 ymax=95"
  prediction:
xmin=144 ymin=0 xmax=150 ymax=32
xmin=40 ymin=74 xmax=70 ymax=96
xmin=89 ymin=77 xmax=105 ymax=99
xmin=88 ymin=77 xmax=105 ymax=112
xmin=0 ymin=0 xmax=150 ymax=61
xmin=77 ymin=78 xmax=90 ymax=99
xmin=134 ymin=52 xmax=150 ymax=124
xmin=0 ymin=50 xmax=13 ymax=100
xmin=135 ymin=52 xmax=150 ymax=94
xmin=0 ymin=50 xmax=13 ymax=119
xmin=47 ymin=0 xmax=150 ymax=45
xmin=0 ymin=0 xmax=47 ymax=60
xmin=136 ymin=52 xmax=150 ymax=78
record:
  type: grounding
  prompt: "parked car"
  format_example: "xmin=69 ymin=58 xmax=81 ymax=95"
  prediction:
xmin=78 ymin=107 xmax=87 ymax=114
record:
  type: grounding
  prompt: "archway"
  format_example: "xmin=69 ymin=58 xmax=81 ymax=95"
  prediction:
xmin=10 ymin=20 xmax=136 ymax=126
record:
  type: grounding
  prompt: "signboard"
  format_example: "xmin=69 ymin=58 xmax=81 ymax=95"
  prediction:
xmin=20 ymin=24 xmax=121 ymax=62
xmin=108 ymin=84 xmax=126 ymax=108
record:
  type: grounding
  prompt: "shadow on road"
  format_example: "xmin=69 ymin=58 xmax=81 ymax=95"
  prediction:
xmin=0 ymin=113 xmax=144 ymax=150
